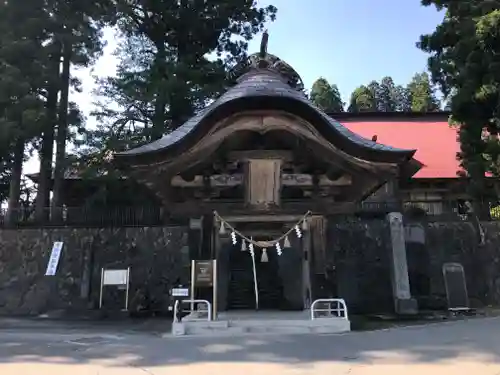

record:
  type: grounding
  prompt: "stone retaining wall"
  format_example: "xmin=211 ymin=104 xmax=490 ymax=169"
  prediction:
xmin=325 ymin=218 xmax=393 ymax=313
xmin=424 ymin=222 xmax=500 ymax=306
xmin=0 ymin=226 xmax=188 ymax=316
xmin=325 ymin=219 xmax=500 ymax=312
xmin=1 ymin=220 xmax=500 ymax=316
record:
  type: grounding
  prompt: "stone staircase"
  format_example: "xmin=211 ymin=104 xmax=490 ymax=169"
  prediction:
xmin=256 ymin=261 xmax=283 ymax=309
xmin=227 ymin=267 xmax=255 ymax=309
xmin=227 ymin=248 xmax=284 ymax=310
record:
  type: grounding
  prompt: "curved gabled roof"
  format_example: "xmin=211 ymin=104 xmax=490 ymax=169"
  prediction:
xmin=115 ymin=70 xmax=416 ymax=164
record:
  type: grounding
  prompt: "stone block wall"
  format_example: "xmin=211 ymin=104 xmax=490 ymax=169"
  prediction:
xmin=2 ymin=220 xmax=500 ymax=316
xmin=423 ymin=222 xmax=500 ymax=306
xmin=325 ymin=218 xmax=393 ymax=314
xmin=0 ymin=226 xmax=188 ymax=316
xmin=324 ymin=218 xmax=500 ymax=312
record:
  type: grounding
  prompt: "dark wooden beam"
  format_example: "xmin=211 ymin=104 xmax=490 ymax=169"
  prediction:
xmin=171 ymin=173 xmax=353 ymax=188
xmin=228 ymin=150 xmax=293 ymax=162
xmin=165 ymin=200 xmax=356 ymax=217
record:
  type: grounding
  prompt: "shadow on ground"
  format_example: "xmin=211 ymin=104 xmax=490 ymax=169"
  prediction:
xmin=0 ymin=316 xmax=499 ymax=369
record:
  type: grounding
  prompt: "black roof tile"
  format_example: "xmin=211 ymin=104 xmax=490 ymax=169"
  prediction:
xmin=117 ymin=70 xmax=414 ymax=159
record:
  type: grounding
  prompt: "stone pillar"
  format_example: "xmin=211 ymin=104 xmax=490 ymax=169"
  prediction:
xmin=386 ymin=212 xmax=418 ymax=315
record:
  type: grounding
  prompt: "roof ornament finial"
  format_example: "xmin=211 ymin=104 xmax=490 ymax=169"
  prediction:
xmin=259 ymin=30 xmax=269 ymax=58
xmin=227 ymin=28 xmax=304 ymax=92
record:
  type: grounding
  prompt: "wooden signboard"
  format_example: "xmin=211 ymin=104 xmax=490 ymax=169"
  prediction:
xmin=442 ymin=262 xmax=469 ymax=311
xmin=194 ymin=260 xmax=214 ymax=287
xmin=190 ymin=259 xmax=217 ymax=319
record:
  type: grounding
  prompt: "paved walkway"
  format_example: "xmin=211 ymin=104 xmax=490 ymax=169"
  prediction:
xmin=0 ymin=317 xmax=499 ymax=374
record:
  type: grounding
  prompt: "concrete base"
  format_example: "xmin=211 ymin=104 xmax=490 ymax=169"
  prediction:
xmin=395 ymin=297 xmax=418 ymax=315
xmin=169 ymin=311 xmax=351 ymax=337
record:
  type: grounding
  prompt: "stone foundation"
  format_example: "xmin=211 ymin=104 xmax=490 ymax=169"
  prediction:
xmin=324 ymin=219 xmax=500 ymax=313
xmin=424 ymin=222 xmax=500 ymax=307
xmin=0 ymin=226 xmax=188 ymax=315
xmin=324 ymin=218 xmax=393 ymax=313
xmin=2 ymin=220 xmax=500 ymax=316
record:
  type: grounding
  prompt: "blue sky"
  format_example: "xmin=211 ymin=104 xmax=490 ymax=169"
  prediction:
xmin=246 ymin=0 xmax=445 ymax=101
xmin=24 ymin=1 xmax=445 ymax=174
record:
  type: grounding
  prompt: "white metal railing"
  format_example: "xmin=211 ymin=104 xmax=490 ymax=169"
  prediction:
xmin=173 ymin=299 xmax=212 ymax=322
xmin=310 ymin=298 xmax=348 ymax=320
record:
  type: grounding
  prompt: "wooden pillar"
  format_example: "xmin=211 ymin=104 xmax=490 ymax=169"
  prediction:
xmin=302 ymin=220 xmax=312 ymax=308
xmin=309 ymin=216 xmax=328 ymax=300
xmin=188 ymin=217 xmax=203 ymax=260
xmin=201 ymin=214 xmax=214 ymax=259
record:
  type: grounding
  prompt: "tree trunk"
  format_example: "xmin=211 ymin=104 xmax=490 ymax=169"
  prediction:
xmin=151 ymin=43 xmax=167 ymax=140
xmin=462 ymin=119 xmax=490 ymax=219
xmin=5 ymin=137 xmax=24 ymax=227
xmin=35 ymin=44 xmax=61 ymax=222
xmin=167 ymin=42 xmax=192 ymax=133
xmin=51 ymin=42 xmax=71 ymax=221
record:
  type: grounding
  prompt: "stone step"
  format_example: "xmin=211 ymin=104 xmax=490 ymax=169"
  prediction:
xmin=171 ymin=316 xmax=351 ymax=337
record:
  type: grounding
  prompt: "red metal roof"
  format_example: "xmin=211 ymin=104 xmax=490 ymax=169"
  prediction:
xmin=342 ymin=120 xmax=460 ymax=178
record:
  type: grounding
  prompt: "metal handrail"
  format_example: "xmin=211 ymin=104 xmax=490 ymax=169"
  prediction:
xmin=173 ymin=299 xmax=212 ymax=322
xmin=310 ymin=298 xmax=348 ymax=320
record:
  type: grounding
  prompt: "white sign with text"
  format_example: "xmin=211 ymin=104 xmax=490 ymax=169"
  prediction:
xmin=171 ymin=288 xmax=189 ymax=297
xmin=103 ymin=269 xmax=129 ymax=286
xmin=45 ymin=241 xmax=64 ymax=276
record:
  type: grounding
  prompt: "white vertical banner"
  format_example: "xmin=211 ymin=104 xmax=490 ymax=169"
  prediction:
xmin=45 ymin=241 xmax=64 ymax=276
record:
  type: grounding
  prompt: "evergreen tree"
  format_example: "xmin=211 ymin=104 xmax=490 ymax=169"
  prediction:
xmin=0 ymin=0 xmax=47 ymax=223
xmin=86 ymin=0 xmax=277 ymax=163
xmin=46 ymin=0 xmax=115 ymax=220
xmin=348 ymin=85 xmax=376 ymax=112
xmin=418 ymin=0 xmax=500 ymax=203
xmin=392 ymin=84 xmax=412 ymax=112
xmin=348 ymin=75 xmax=439 ymax=113
xmin=310 ymin=77 xmax=344 ymax=112
xmin=406 ymin=72 xmax=440 ymax=112
xmin=367 ymin=81 xmax=381 ymax=111
xmin=377 ymin=76 xmax=398 ymax=112
xmin=0 ymin=0 xmax=114 ymax=221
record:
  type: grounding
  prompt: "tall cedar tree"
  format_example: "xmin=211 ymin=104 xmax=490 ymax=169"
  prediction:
xmin=310 ymin=78 xmax=344 ymax=112
xmin=31 ymin=0 xmax=114 ymax=221
xmin=348 ymin=75 xmax=440 ymax=113
xmin=87 ymin=0 xmax=277 ymax=165
xmin=418 ymin=0 xmax=500 ymax=203
xmin=49 ymin=1 xmax=115 ymax=221
xmin=407 ymin=72 xmax=440 ymax=112
xmin=0 ymin=1 xmax=47 ymax=223
xmin=348 ymin=86 xmax=376 ymax=112
xmin=376 ymin=77 xmax=398 ymax=112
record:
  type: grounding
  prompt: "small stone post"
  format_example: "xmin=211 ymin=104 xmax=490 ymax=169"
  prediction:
xmin=387 ymin=212 xmax=418 ymax=314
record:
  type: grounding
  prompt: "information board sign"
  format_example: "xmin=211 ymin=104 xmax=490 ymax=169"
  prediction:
xmin=442 ymin=262 xmax=469 ymax=311
xmin=103 ymin=269 xmax=129 ymax=286
xmin=194 ymin=260 xmax=214 ymax=287
xmin=99 ymin=267 xmax=131 ymax=311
